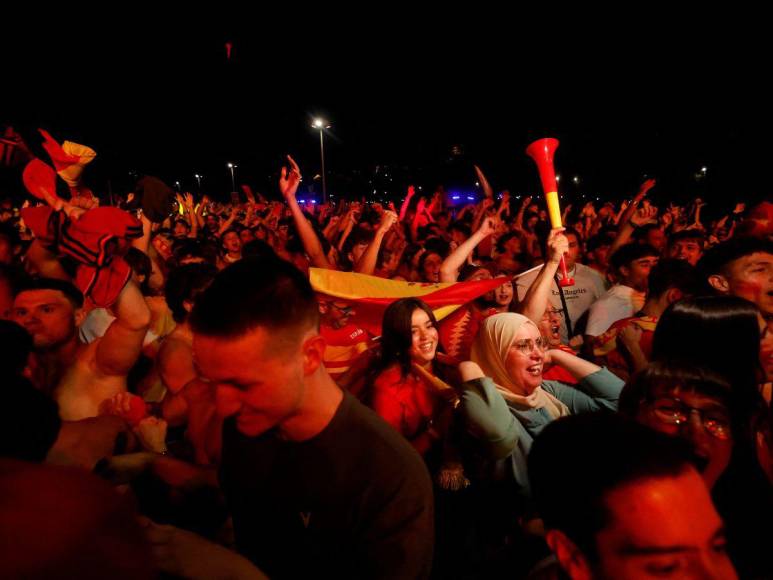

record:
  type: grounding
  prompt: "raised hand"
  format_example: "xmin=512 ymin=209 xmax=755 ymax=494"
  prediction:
xmin=377 ymin=210 xmax=399 ymax=234
xmin=630 ymin=204 xmax=659 ymax=227
xmin=279 ymin=155 xmax=302 ymax=200
xmin=478 ymin=216 xmax=498 ymax=237
xmin=546 ymin=227 xmax=569 ymax=264
xmin=634 ymin=178 xmax=656 ymax=202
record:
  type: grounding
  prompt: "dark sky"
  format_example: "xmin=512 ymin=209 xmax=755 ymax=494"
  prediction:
xmin=3 ymin=20 xmax=769 ymax=214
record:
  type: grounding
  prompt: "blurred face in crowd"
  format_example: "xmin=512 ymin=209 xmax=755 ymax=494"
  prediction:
xmin=644 ymin=228 xmax=667 ymax=254
xmin=239 ymin=229 xmax=254 ymax=244
xmin=467 ymin=267 xmax=496 ymax=305
xmin=669 ymin=238 xmax=703 ymax=266
xmin=564 ymin=233 xmax=581 ymax=270
xmin=349 ymin=242 xmax=369 ymax=266
xmin=581 ymin=469 xmax=736 ymax=579
xmin=0 ymin=235 xmax=14 ymax=264
xmin=494 ymin=280 xmax=514 ymax=308
xmin=620 ymin=256 xmax=659 ymax=292
xmin=635 ymin=386 xmax=733 ymax=489
xmin=504 ymin=322 xmax=545 ymax=395
xmin=409 ymin=308 xmax=438 ymax=366
xmin=173 ymin=220 xmax=189 ymax=238
xmin=12 ymin=290 xmax=83 ymax=350
xmin=421 ymin=252 xmax=443 ymax=283
xmin=320 ymin=300 xmax=354 ymax=329
xmin=538 ymin=307 xmax=563 ymax=348
xmin=712 ymin=252 xmax=773 ymax=317
xmin=223 ymin=231 xmax=242 ymax=255
xmin=205 ymin=214 xmax=219 ymax=231
xmin=591 ymin=244 xmax=612 ymax=268
xmin=151 ymin=234 xmax=173 ymax=261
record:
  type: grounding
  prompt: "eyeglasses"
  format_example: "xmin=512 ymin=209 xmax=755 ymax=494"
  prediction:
xmin=647 ymin=397 xmax=732 ymax=440
xmin=512 ymin=336 xmax=550 ymax=354
xmin=547 ymin=308 xmax=564 ymax=316
xmin=330 ymin=303 xmax=354 ymax=316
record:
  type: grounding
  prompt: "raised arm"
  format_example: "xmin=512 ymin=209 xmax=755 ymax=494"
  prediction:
xmin=355 ymin=210 xmax=398 ymax=275
xmin=517 ymin=228 xmax=568 ymax=323
xmin=398 ymin=185 xmax=416 ymax=222
xmin=439 ymin=216 xmax=497 ymax=282
xmin=95 ymin=279 xmax=151 ymax=378
xmin=280 ymin=155 xmax=334 ymax=269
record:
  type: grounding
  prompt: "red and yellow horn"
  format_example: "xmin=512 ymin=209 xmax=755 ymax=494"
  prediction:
xmin=525 ymin=138 xmax=574 ymax=287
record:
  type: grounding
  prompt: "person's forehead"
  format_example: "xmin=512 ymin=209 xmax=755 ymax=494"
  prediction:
xmin=193 ymin=328 xmax=292 ymax=381
xmin=732 ymin=252 xmax=773 ymax=271
xmin=514 ymin=322 xmax=540 ymax=339
xmin=652 ymin=385 xmax=728 ymax=409
xmin=411 ymin=308 xmax=431 ymax=325
xmin=14 ymin=289 xmax=71 ymax=307
xmin=600 ymin=470 xmax=719 ymax=546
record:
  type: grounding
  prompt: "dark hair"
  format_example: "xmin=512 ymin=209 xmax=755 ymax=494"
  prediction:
xmin=172 ymin=238 xmax=219 ymax=266
xmin=458 ymin=262 xmax=496 ymax=282
xmin=374 ymin=298 xmax=439 ymax=378
xmin=586 ymin=232 xmax=615 ymax=253
xmin=15 ymin=277 xmax=84 ymax=308
xmin=123 ymin=248 xmax=152 ymax=295
xmin=496 ymin=231 xmax=522 ymax=254
xmin=0 ymin=222 xmax=20 ymax=247
xmin=698 ymin=237 xmax=773 ymax=280
xmin=647 ymin=258 xmax=698 ymax=298
xmin=0 ymin=375 xmax=61 ymax=462
xmin=529 ymin=412 xmax=693 ymax=561
xmin=652 ymin=296 xmax=763 ymax=415
xmin=448 ymin=222 xmax=471 ymax=238
xmin=241 ymin=239 xmax=276 ymax=260
xmin=165 ymin=263 xmax=218 ymax=323
xmin=619 ymin=361 xmax=735 ymax=419
xmin=190 ymin=256 xmax=318 ymax=338
xmin=417 ymin=250 xmax=443 ymax=281
xmin=609 ymin=243 xmax=659 ymax=273
xmin=0 ymin=320 xmax=33 ymax=376
xmin=669 ymin=229 xmax=706 ymax=247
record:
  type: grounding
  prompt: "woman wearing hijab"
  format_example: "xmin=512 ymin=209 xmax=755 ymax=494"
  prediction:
xmin=459 ymin=312 xmax=624 ymax=497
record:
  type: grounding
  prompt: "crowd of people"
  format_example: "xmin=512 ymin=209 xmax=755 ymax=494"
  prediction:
xmin=1 ymin=126 xmax=772 ymax=579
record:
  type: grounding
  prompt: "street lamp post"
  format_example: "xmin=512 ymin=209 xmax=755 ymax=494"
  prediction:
xmin=194 ymin=174 xmax=202 ymax=191
xmin=227 ymin=163 xmax=237 ymax=193
xmin=312 ymin=118 xmax=330 ymax=204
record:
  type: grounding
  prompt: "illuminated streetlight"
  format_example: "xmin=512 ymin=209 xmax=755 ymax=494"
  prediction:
xmin=194 ymin=174 xmax=202 ymax=191
xmin=227 ymin=163 xmax=237 ymax=193
xmin=311 ymin=118 xmax=330 ymax=203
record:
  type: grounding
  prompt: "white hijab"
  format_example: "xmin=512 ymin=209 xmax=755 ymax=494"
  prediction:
xmin=471 ymin=313 xmax=570 ymax=419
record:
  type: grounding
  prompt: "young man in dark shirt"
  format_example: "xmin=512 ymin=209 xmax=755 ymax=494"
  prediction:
xmin=190 ymin=255 xmax=434 ymax=579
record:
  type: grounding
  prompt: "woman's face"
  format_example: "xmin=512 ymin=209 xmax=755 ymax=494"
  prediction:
xmin=422 ymin=253 xmax=443 ymax=283
xmin=636 ymin=387 xmax=733 ymax=489
xmin=408 ymin=308 xmax=438 ymax=366
xmin=504 ymin=323 xmax=545 ymax=395
xmin=494 ymin=281 xmax=514 ymax=307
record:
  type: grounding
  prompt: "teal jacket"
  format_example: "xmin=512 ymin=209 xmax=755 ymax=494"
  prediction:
xmin=459 ymin=368 xmax=624 ymax=497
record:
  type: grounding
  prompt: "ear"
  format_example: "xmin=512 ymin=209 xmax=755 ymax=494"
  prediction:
xmin=302 ymin=333 xmax=327 ymax=376
xmin=618 ymin=265 xmax=631 ymax=280
xmin=545 ymin=529 xmax=594 ymax=580
xmin=73 ymin=306 xmax=88 ymax=327
xmin=664 ymin=288 xmax=683 ymax=305
xmin=708 ymin=274 xmax=730 ymax=293
xmin=183 ymin=299 xmax=194 ymax=314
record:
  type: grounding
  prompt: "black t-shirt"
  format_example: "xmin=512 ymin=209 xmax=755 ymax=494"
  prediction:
xmin=219 ymin=390 xmax=435 ymax=579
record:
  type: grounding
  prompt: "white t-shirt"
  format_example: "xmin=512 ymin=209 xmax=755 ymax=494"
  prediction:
xmin=515 ymin=262 xmax=607 ymax=343
xmin=585 ymin=284 xmax=647 ymax=337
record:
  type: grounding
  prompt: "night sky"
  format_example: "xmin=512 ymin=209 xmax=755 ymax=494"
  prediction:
xmin=3 ymin=21 xmax=769 ymax=218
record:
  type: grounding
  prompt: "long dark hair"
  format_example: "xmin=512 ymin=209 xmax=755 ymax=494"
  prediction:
xmin=652 ymin=295 xmax=764 ymax=420
xmin=374 ymin=298 xmax=440 ymax=379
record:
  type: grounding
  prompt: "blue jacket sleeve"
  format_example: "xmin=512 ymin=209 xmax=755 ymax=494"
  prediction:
xmin=459 ymin=377 xmax=520 ymax=460
xmin=542 ymin=367 xmax=624 ymax=414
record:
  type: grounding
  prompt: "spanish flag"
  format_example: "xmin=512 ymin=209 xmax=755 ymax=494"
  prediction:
xmin=310 ymin=268 xmax=507 ymax=337
xmin=39 ymin=129 xmax=97 ymax=192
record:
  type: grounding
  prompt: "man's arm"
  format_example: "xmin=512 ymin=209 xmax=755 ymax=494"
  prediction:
xmin=439 ymin=217 xmax=497 ymax=282
xmin=279 ymin=155 xmax=334 ymax=269
xmin=517 ymin=228 xmax=568 ymax=323
xmin=355 ymin=210 xmax=398 ymax=275
xmin=95 ymin=279 xmax=151 ymax=377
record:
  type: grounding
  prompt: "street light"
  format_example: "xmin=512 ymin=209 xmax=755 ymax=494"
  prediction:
xmin=227 ymin=163 xmax=237 ymax=193
xmin=194 ymin=174 xmax=202 ymax=191
xmin=312 ymin=118 xmax=330 ymax=203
